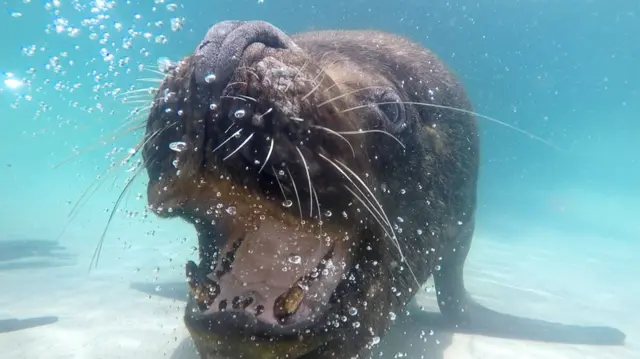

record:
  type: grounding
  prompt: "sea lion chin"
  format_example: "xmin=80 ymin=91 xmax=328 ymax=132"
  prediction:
xmin=141 ymin=20 xmax=625 ymax=359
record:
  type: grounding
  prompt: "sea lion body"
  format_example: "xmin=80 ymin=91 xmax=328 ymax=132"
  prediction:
xmin=141 ymin=21 xmax=624 ymax=359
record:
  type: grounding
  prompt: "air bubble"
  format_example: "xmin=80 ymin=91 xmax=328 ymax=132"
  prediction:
xmin=288 ymin=254 xmax=301 ymax=264
xmin=170 ymin=17 xmax=184 ymax=32
xmin=282 ymin=200 xmax=293 ymax=208
xmin=234 ymin=108 xmax=246 ymax=118
xmin=225 ymin=206 xmax=237 ymax=216
xmin=169 ymin=141 xmax=187 ymax=152
xmin=348 ymin=307 xmax=358 ymax=316
xmin=204 ymin=73 xmax=216 ymax=83
xmin=389 ymin=312 xmax=396 ymax=321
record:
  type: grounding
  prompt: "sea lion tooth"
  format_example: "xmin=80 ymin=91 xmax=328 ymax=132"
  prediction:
xmin=186 ymin=260 xmax=220 ymax=308
xmin=218 ymin=299 xmax=228 ymax=311
xmin=274 ymin=282 xmax=307 ymax=320
xmin=231 ymin=296 xmax=241 ymax=309
xmin=214 ymin=235 xmax=245 ymax=278
xmin=241 ymin=296 xmax=254 ymax=309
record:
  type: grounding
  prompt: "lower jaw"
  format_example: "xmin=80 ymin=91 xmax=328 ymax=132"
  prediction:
xmin=184 ymin=297 xmax=323 ymax=359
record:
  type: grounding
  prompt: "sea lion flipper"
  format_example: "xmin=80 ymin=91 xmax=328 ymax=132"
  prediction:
xmin=433 ymin=222 xmax=626 ymax=345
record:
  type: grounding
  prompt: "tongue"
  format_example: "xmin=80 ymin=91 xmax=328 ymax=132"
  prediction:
xmin=215 ymin=219 xmax=327 ymax=288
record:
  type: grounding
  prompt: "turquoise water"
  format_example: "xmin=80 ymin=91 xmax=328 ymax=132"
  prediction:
xmin=0 ymin=1 xmax=637 ymax=358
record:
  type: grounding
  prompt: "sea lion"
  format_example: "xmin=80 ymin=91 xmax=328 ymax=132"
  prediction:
xmin=141 ymin=20 xmax=625 ymax=359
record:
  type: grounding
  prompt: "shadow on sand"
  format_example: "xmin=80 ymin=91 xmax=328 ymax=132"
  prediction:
xmin=131 ymin=281 xmax=454 ymax=359
xmin=0 ymin=238 xmax=75 ymax=333
xmin=0 ymin=238 xmax=76 ymax=271
xmin=0 ymin=316 xmax=59 ymax=334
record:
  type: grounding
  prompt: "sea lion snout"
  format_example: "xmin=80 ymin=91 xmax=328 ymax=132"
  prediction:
xmin=194 ymin=20 xmax=299 ymax=94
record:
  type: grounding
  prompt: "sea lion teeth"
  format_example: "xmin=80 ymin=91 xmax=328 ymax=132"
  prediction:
xmin=185 ymin=260 xmax=220 ymax=309
xmin=274 ymin=281 xmax=307 ymax=320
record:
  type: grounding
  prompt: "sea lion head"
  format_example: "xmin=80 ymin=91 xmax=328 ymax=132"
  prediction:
xmin=142 ymin=20 xmax=440 ymax=359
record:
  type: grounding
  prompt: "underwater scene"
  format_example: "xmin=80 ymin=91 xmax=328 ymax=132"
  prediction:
xmin=0 ymin=0 xmax=638 ymax=358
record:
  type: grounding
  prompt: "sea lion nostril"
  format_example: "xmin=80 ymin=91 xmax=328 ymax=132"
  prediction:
xmin=255 ymin=305 xmax=265 ymax=316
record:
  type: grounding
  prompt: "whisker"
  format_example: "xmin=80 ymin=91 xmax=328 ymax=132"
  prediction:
xmin=286 ymin=167 xmax=303 ymax=223
xmin=221 ymin=95 xmax=247 ymax=102
xmin=257 ymin=107 xmax=273 ymax=120
xmin=301 ymin=79 xmax=324 ymax=101
xmin=237 ymin=94 xmax=258 ymax=103
xmin=88 ymin=165 xmax=145 ymax=273
xmin=55 ymin=168 xmax=112 ymax=242
xmin=115 ymin=87 xmax=157 ymax=98
xmin=226 ymin=81 xmax=247 ymax=88
xmin=223 ymin=132 xmax=254 ymax=161
xmin=85 ymin=119 xmax=171 ymax=273
xmin=316 ymin=86 xmax=387 ymax=108
xmin=284 ymin=59 xmax=310 ymax=93
xmin=238 ymin=66 xmax=259 ymax=80
xmin=333 ymin=157 xmax=420 ymax=285
xmin=312 ymin=185 xmax=322 ymax=226
xmin=144 ymin=68 xmax=167 ymax=76
xmin=52 ymin=124 xmax=146 ymax=170
xmin=318 ymin=154 xmax=391 ymax=232
xmin=223 ymin=122 xmax=236 ymax=134
xmin=272 ymin=166 xmax=289 ymax=203
xmin=333 ymin=158 xmax=392 ymax=230
xmin=258 ymin=138 xmax=274 ymax=173
xmin=310 ymin=125 xmax=355 ymax=157
xmin=136 ymin=78 xmax=164 ymax=83
xmin=337 ymin=129 xmax=405 ymax=149
xmin=121 ymin=99 xmax=154 ymax=105
xmin=290 ymin=117 xmax=304 ymax=122
xmin=343 ymin=101 xmax=562 ymax=151
xmin=119 ymin=94 xmax=154 ymax=102
xmin=342 ymin=185 xmax=392 ymax=239
xmin=312 ymin=185 xmax=323 ymax=237
xmin=295 ymin=146 xmax=313 ymax=218
xmin=212 ymin=128 xmax=243 ymax=154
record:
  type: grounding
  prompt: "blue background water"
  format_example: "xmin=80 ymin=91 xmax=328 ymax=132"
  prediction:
xmin=2 ymin=0 xmax=637 ymax=241
xmin=0 ymin=0 xmax=637 ymax=355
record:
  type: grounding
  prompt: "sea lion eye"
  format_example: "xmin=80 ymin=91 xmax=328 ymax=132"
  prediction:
xmin=372 ymin=88 xmax=406 ymax=131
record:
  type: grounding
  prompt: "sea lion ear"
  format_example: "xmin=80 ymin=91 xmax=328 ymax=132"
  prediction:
xmin=365 ymin=87 xmax=407 ymax=131
xmin=194 ymin=21 xmax=299 ymax=93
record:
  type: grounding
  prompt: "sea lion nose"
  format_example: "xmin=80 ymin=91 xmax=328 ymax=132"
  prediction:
xmin=194 ymin=20 xmax=299 ymax=98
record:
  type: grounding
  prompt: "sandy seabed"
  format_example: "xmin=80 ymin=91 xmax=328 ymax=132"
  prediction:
xmin=0 ymin=219 xmax=637 ymax=359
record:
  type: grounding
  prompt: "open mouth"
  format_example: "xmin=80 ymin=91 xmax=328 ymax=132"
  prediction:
xmin=182 ymin=208 xmax=352 ymax=336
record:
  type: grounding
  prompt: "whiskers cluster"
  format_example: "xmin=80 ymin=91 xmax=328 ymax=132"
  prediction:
xmin=59 ymin=56 xmax=561 ymax=278
xmin=54 ymin=64 xmax=175 ymax=272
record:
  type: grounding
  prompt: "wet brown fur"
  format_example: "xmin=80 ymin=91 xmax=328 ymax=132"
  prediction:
xmin=142 ymin=28 xmax=479 ymax=359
